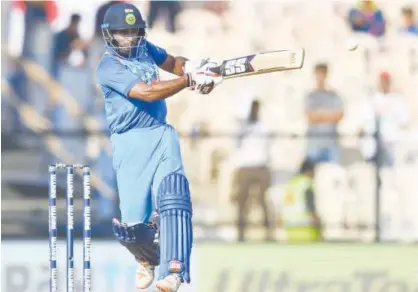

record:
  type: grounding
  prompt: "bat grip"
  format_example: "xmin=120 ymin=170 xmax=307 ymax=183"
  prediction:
xmin=208 ymin=66 xmax=221 ymax=75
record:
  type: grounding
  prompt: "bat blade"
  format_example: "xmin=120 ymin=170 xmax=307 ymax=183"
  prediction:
xmin=210 ymin=48 xmax=305 ymax=79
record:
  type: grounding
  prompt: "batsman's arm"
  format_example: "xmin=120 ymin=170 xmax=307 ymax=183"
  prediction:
xmin=128 ymin=76 xmax=189 ymax=102
xmin=146 ymin=42 xmax=188 ymax=76
xmin=306 ymin=110 xmax=344 ymax=124
xmin=159 ymin=54 xmax=189 ymax=76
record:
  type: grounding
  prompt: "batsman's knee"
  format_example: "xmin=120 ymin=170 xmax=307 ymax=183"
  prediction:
xmin=112 ymin=218 xmax=159 ymax=266
xmin=157 ymin=172 xmax=192 ymax=213
xmin=157 ymin=173 xmax=193 ymax=283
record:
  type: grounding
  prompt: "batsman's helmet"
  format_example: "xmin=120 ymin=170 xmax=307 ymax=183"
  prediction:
xmin=101 ymin=3 xmax=147 ymax=59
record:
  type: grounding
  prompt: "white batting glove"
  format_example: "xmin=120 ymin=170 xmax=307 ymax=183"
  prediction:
xmin=201 ymin=72 xmax=223 ymax=95
xmin=186 ymin=71 xmax=213 ymax=91
xmin=184 ymin=58 xmax=219 ymax=72
xmin=183 ymin=60 xmax=197 ymax=74
xmin=185 ymin=70 xmax=222 ymax=95
xmin=199 ymin=58 xmax=221 ymax=72
xmin=184 ymin=60 xmax=203 ymax=91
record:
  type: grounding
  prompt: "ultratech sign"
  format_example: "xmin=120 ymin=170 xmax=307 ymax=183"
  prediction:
xmin=2 ymin=241 xmax=416 ymax=292
xmin=197 ymin=244 xmax=418 ymax=292
xmin=213 ymin=270 xmax=416 ymax=292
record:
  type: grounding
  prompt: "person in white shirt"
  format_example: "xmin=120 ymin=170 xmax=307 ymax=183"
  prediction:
xmin=231 ymin=99 xmax=273 ymax=242
xmin=361 ymin=71 xmax=415 ymax=243
xmin=361 ymin=71 xmax=409 ymax=167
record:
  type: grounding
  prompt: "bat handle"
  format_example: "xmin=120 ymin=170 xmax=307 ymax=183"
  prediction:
xmin=207 ymin=66 xmax=222 ymax=77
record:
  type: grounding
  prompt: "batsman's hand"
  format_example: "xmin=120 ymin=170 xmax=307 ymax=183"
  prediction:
xmin=186 ymin=70 xmax=223 ymax=95
xmin=184 ymin=58 xmax=221 ymax=74
xmin=199 ymin=58 xmax=222 ymax=72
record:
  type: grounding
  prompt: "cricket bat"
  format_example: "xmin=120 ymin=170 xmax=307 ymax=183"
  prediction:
xmin=209 ymin=48 xmax=305 ymax=79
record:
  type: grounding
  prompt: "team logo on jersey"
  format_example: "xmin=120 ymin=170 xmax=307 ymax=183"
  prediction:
xmin=123 ymin=58 xmax=158 ymax=85
xmin=125 ymin=13 xmax=136 ymax=25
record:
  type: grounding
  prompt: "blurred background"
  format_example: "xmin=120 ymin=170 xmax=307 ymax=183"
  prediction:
xmin=1 ymin=0 xmax=418 ymax=291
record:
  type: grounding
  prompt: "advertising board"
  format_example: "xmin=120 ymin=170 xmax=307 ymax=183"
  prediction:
xmin=2 ymin=241 xmax=417 ymax=292
xmin=197 ymin=244 xmax=418 ymax=292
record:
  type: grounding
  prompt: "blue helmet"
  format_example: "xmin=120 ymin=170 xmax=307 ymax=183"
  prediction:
xmin=101 ymin=3 xmax=147 ymax=59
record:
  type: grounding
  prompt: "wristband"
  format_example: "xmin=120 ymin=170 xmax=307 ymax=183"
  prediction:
xmin=185 ymin=73 xmax=193 ymax=88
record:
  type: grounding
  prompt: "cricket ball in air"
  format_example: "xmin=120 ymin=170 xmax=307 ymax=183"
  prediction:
xmin=346 ymin=39 xmax=359 ymax=51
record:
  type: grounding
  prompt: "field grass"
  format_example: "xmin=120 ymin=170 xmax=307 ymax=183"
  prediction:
xmin=194 ymin=243 xmax=418 ymax=292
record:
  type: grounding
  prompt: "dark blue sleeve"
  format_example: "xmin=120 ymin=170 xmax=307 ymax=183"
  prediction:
xmin=146 ymin=41 xmax=168 ymax=66
xmin=96 ymin=56 xmax=140 ymax=97
xmin=348 ymin=9 xmax=356 ymax=24
xmin=375 ymin=10 xmax=385 ymax=23
xmin=371 ymin=10 xmax=386 ymax=36
xmin=348 ymin=9 xmax=364 ymax=30
xmin=53 ymin=32 xmax=67 ymax=59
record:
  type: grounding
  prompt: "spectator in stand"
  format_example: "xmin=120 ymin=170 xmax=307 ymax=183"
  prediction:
xmin=304 ymin=63 xmax=344 ymax=164
xmin=203 ymin=1 xmax=229 ymax=16
xmin=11 ymin=1 xmax=58 ymax=59
xmin=348 ymin=0 xmax=386 ymax=37
xmin=231 ymin=99 xmax=273 ymax=242
xmin=360 ymin=72 xmax=409 ymax=167
xmin=202 ymin=1 xmax=229 ymax=31
xmin=52 ymin=14 xmax=88 ymax=78
xmin=7 ymin=1 xmax=58 ymax=104
xmin=281 ymin=159 xmax=322 ymax=242
xmin=147 ymin=0 xmax=181 ymax=33
xmin=400 ymin=6 xmax=418 ymax=35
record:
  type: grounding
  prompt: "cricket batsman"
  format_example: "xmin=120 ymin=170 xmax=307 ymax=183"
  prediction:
xmin=96 ymin=3 xmax=222 ymax=291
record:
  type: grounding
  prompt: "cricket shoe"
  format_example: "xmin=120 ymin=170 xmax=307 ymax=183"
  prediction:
xmin=136 ymin=260 xmax=155 ymax=289
xmin=155 ymin=274 xmax=182 ymax=292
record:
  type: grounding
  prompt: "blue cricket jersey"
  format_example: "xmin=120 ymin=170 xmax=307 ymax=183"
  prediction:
xmin=96 ymin=41 xmax=168 ymax=134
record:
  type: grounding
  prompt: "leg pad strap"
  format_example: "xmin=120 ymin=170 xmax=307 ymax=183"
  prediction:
xmin=112 ymin=219 xmax=160 ymax=266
